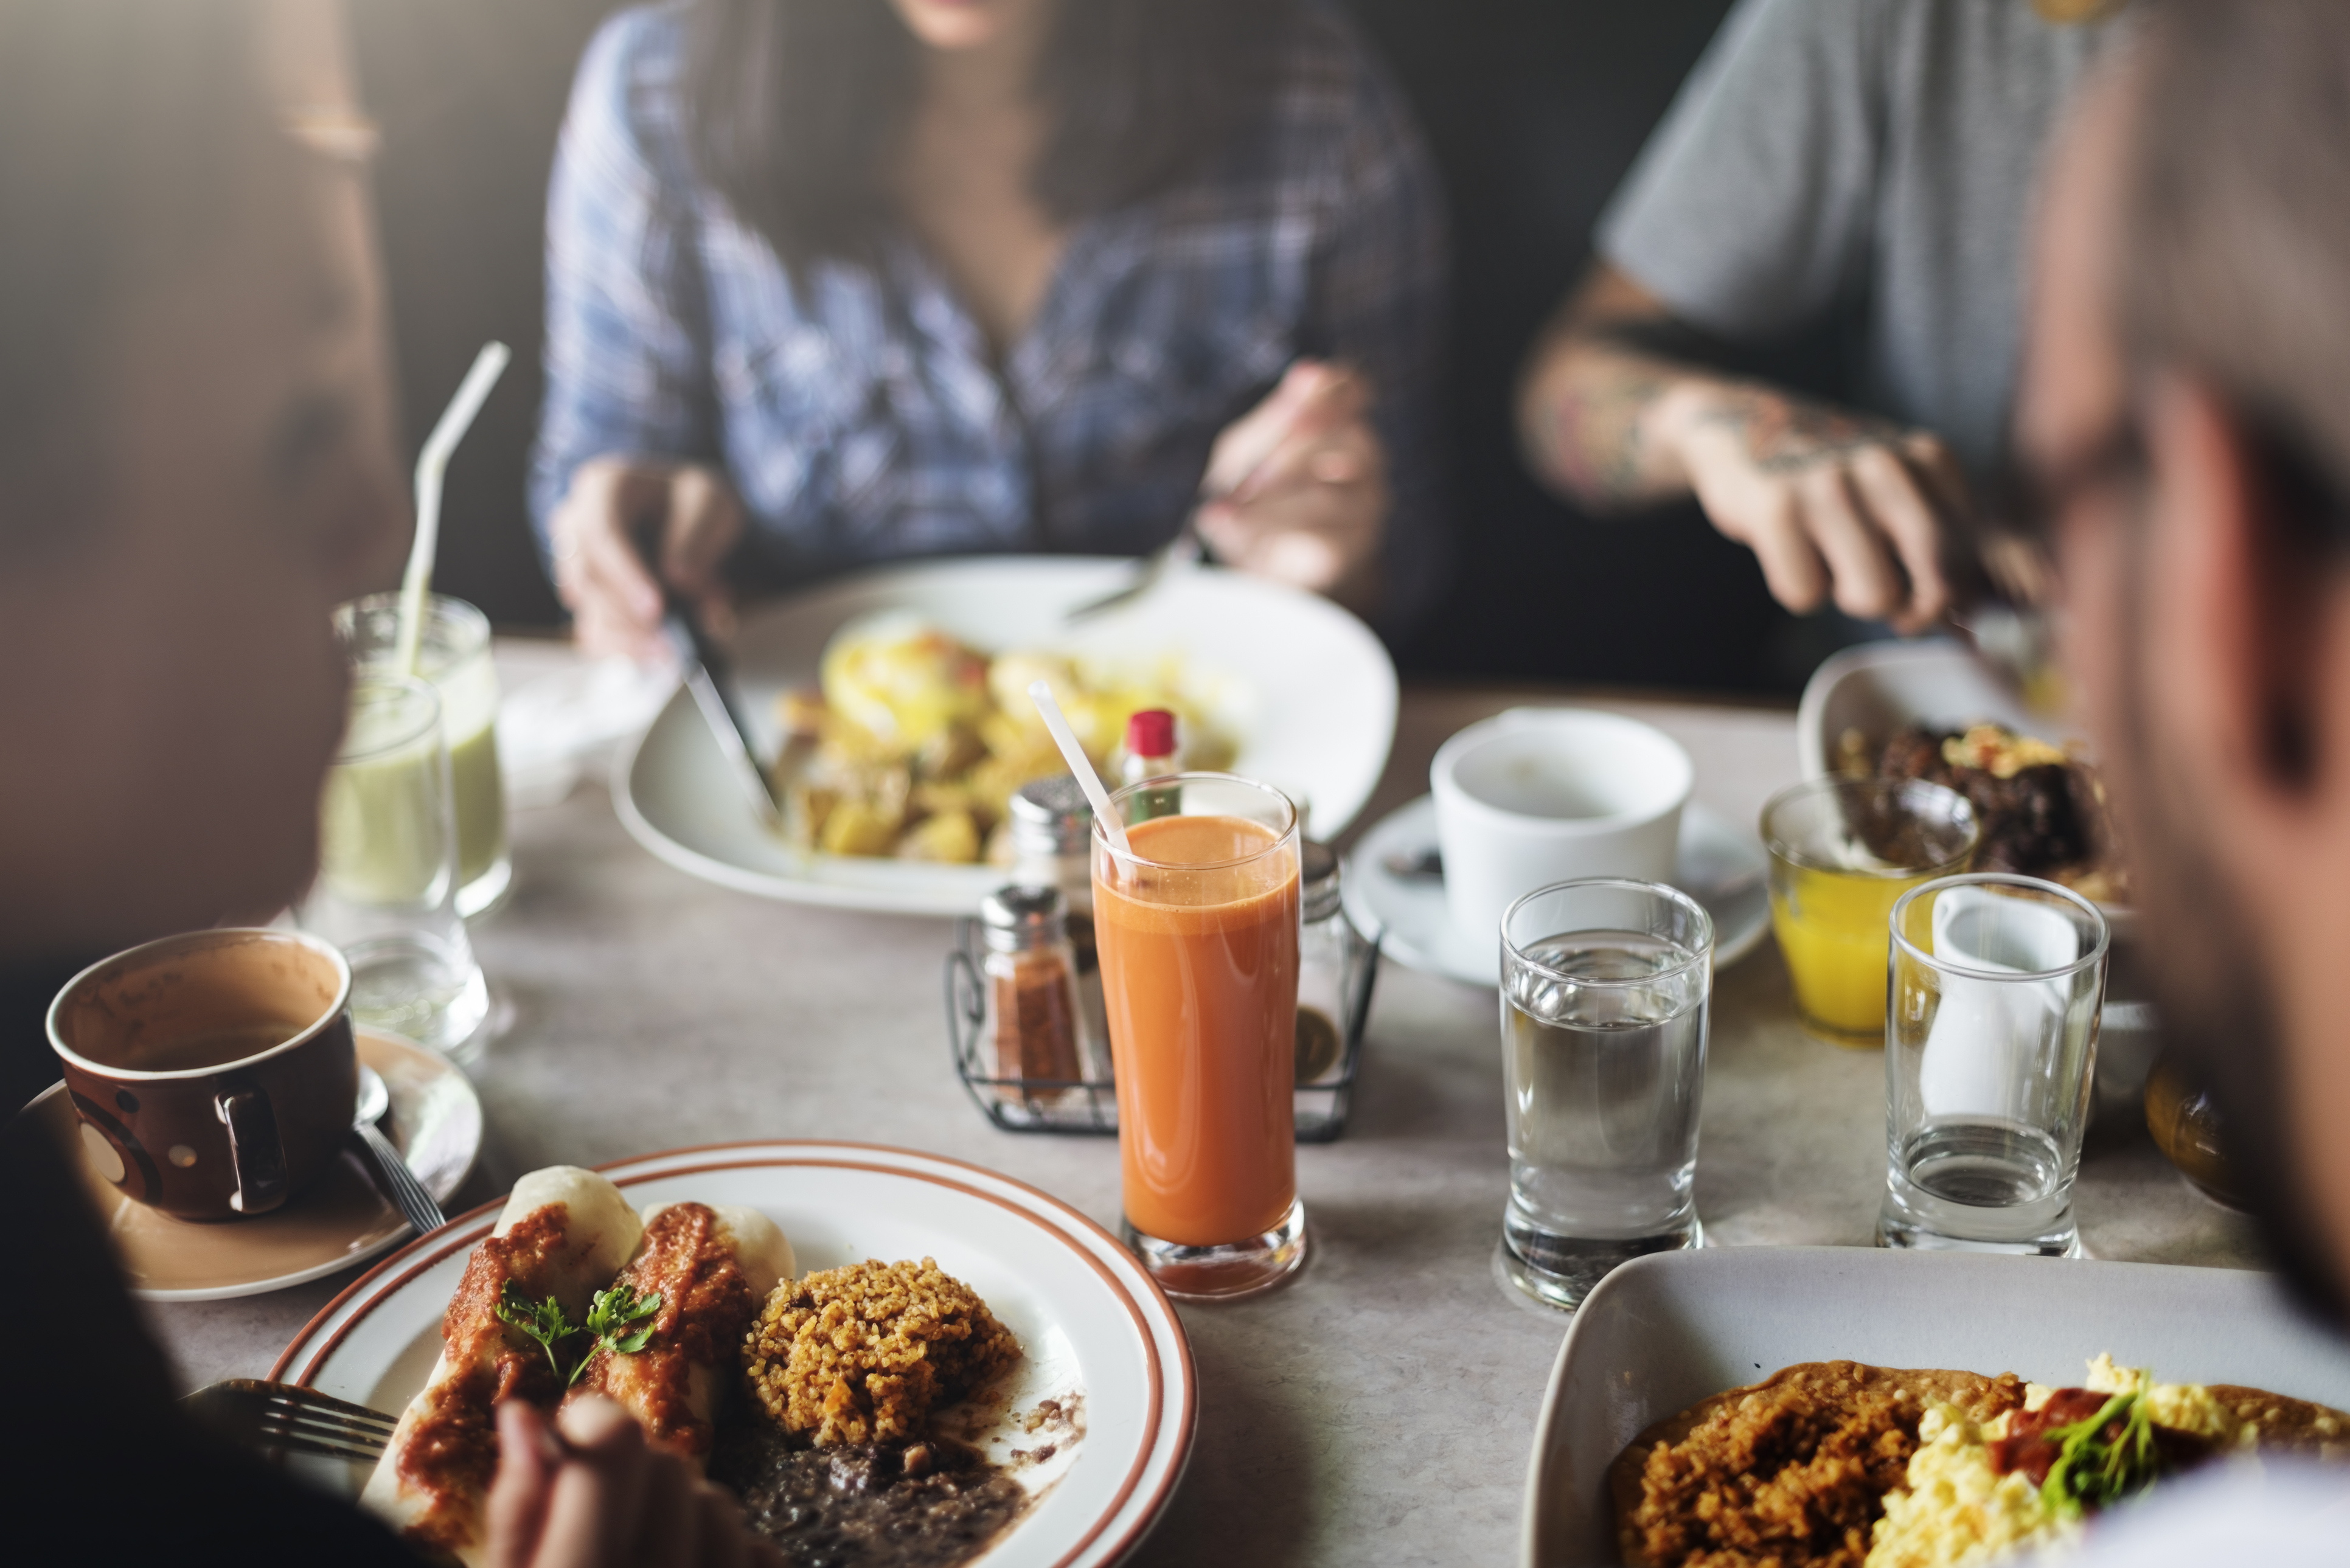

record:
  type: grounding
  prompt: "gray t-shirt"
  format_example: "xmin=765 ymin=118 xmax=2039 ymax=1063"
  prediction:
xmin=1598 ymin=0 xmax=2125 ymax=477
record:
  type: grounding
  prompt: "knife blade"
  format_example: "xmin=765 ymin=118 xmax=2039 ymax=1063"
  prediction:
xmin=661 ymin=598 xmax=782 ymax=830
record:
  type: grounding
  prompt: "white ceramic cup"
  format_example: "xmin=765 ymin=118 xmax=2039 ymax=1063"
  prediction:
xmin=1431 ymin=708 xmax=1695 ymax=952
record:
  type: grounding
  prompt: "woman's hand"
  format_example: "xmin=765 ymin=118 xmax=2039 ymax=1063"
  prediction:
xmin=487 ymin=1397 xmax=782 ymax=1568
xmin=1194 ymin=360 xmax=1388 ymax=615
xmin=549 ymin=458 xmax=745 ymax=660
xmin=1650 ymin=383 xmax=1963 ymax=634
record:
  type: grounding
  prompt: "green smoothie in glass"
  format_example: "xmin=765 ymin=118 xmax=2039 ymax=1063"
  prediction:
xmin=336 ymin=592 xmax=510 ymax=916
xmin=320 ymin=678 xmax=453 ymax=907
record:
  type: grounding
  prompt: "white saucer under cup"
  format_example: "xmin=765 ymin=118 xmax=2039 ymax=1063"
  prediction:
xmin=1431 ymin=709 xmax=1695 ymax=961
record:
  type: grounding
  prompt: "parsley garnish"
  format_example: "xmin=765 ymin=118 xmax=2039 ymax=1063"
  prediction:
xmin=585 ymin=1282 xmax=664 ymax=1364
xmin=2040 ymin=1387 xmax=2163 ymax=1518
xmin=495 ymin=1280 xmax=582 ymax=1381
xmin=493 ymin=1279 xmax=664 ymax=1386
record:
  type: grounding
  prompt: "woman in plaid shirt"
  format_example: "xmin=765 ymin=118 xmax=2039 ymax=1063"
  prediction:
xmin=534 ymin=0 xmax=1447 ymax=650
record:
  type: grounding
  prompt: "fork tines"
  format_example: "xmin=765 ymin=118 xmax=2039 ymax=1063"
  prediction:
xmin=190 ymin=1378 xmax=399 ymax=1464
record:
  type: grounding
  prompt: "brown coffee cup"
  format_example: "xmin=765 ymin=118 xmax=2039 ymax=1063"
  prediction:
xmin=49 ymin=929 xmax=357 ymax=1221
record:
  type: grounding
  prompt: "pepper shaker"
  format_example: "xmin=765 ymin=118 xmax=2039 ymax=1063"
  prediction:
xmin=975 ymin=884 xmax=1089 ymax=1106
xmin=1295 ymin=840 xmax=1366 ymax=1087
xmin=1009 ymin=777 xmax=1113 ymax=1078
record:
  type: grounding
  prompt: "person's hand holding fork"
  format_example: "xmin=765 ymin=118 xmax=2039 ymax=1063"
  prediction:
xmin=1194 ymin=359 xmax=1389 ymax=616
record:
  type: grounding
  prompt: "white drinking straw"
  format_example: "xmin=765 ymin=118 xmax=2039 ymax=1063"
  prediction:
xmin=395 ymin=341 xmax=512 ymax=675
xmin=1027 ymin=679 xmax=1133 ymax=861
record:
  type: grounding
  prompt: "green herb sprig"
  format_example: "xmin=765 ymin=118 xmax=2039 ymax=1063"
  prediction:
xmin=495 ymin=1280 xmax=583 ymax=1381
xmin=585 ymin=1282 xmax=663 ymax=1365
xmin=493 ymin=1279 xmax=664 ymax=1386
xmin=2039 ymin=1388 xmax=2163 ymax=1519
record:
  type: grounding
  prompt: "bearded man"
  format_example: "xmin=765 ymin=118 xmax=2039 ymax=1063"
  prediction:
xmin=2014 ymin=0 xmax=2350 ymax=1554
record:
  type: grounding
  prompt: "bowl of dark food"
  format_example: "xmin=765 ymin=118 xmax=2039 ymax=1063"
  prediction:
xmin=273 ymin=1145 xmax=1194 ymax=1568
xmin=1797 ymin=641 xmax=2159 ymax=1108
xmin=1799 ymin=641 xmax=2129 ymax=910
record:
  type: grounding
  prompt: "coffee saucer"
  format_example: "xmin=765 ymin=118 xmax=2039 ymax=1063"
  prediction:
xmin=1341 ymin=795 xmax=1771 ymax=988
xmin=24 ymin=1028 xmax=481 ymax=1301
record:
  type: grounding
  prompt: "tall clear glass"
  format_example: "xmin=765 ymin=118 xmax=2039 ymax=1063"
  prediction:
xmin=302 ymin=676 xmax=490 ymax=1061
xmin=1764 ymin=777 xmax=1978 ymax=1047
xmin=336 ymin=593 xmax=510 ymax=918
xmin=1500 ymin=878 xmax=1714 ymax=1311
xmin=1092 ymin=773 xmax=1305 ymax=1300
xmin=1878 ymin=873 xmax=2108 ymax=1255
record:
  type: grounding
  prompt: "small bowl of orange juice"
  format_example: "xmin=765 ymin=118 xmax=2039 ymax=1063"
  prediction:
xmin=1761 ymin=778 xmax=1979 ymax=1048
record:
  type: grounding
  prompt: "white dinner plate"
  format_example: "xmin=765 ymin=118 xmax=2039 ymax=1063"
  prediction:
xmin=274 ymin=1142 xmax=1192 ymax=1568
xmin=1520 ymin=1246 xmax=2350 ymax=1567
xmin=616 ymin=555 xmax=1399 ymax=915
xmin=1341 ymin=795 xmax=1771 ymax=987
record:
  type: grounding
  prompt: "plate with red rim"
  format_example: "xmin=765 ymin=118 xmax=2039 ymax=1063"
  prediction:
xmin=273 ymin=1139 xmax=1196 ymax=1568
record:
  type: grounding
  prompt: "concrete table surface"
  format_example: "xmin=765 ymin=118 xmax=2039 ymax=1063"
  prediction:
xmin=142 ymin=654 xmax=2261 ymax=1567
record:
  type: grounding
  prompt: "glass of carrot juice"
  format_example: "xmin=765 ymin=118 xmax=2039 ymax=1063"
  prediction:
xmin=1093 ymin=772 xmax=1307 ymax=1299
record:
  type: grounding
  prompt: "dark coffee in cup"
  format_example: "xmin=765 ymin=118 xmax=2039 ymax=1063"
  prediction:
xmin=49 ymin=929 xmax=356 ymax=1221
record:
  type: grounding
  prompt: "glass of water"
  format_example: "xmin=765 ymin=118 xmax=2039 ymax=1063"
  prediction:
xmin=1878 ymin=873 xmax=2108 ymax=1255
xmin=301 ymin=675 xmax=491 ymax=1062
xmin=1498 ymin=878 xmax=1714 ymax=1311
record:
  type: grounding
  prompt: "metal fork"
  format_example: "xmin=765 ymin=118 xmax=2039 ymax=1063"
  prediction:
xmin=183 ymin=1378 xmax=397 ymax=1464
xmin=1063 ymin=513 xmax=1205 ymax=625
xmin=1066 ymin=366 xmax=1341 ymax=625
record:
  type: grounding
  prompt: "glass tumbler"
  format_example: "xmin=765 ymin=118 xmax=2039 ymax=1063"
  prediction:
xmin=336 ymin=592 xmax=510 ymax=918
xmin=1093 ymin=773 xmax=1305 ymax=1300
xmin=302 ymin=675 xmax=491 ymax=1061
xmin=1764 ymin=777 xmax=1979 ymax=1047
xmin=1877 ymin=873 xmax=2109 ymax=1255
xmin=1500 ymin=878 xmax=1714 ymax=1312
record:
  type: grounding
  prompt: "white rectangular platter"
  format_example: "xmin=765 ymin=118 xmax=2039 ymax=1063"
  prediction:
xmin=1522 ymin=1246 xmax=2350 ymax=1567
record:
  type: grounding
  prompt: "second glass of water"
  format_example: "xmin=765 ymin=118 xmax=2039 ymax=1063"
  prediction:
xmin=1499 ymin=878 xmax=1714 ymax=1311
xmin=1878 ymin=873 xmax=2108 ymax=1255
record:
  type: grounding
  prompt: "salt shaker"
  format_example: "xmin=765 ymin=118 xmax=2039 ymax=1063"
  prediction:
xmin=1009 ymin=777 xmax=1113 ymax=1078
xmin=975 ymin=884 xmax=1089 ymax=1103
xmin=1295 ymin=840 xmax=1364 ymax=1086
xmin=1010 ymin=777 xmax=1093 ymax=948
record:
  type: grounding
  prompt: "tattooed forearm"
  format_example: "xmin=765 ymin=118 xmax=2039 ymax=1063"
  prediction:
xmin=1520 ymin=263 xmax=1721 ymax=507
xmin=1688 ymin=392 xmax=1908 ymax=474
xmin=1534 ymin=349 xmax=1675 ymax=503
xmin=1526 ymin=330 xmax=1920 ymax=507
xmin=1519 ymin=260 xmax=1917 ymax=509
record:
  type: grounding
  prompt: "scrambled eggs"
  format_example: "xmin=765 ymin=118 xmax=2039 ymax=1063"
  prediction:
xmin=1866 ymin=1401 xmax=2076 ymax=1568
xmin=773 ymin=617 xmax=1234 ymax=862
xmin=1938 ymin=724 xmax=2072 ymax=780
xmin=1865 ymin=1356 xmax=2242 ymax=1568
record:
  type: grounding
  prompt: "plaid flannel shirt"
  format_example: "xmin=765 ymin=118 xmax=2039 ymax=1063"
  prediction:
xmin=531 ymin=1 xmax=1448 ymax=631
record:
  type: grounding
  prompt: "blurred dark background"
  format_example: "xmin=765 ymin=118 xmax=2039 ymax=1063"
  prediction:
xmin=349 ymin=0 xmax=1830 ymax=696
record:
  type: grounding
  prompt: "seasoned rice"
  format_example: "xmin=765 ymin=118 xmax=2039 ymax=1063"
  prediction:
xmin=743 ymin=1257 xmax=1021 ymax=1447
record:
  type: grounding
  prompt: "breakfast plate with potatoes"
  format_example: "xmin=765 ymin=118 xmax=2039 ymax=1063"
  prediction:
xmin=615 ymin=555 xmax=1397 ymax=914
xmin=274 ymin=1141 xmax=1194 ymax=1568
